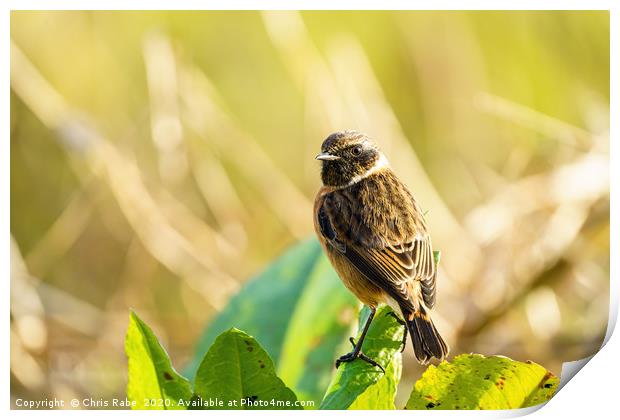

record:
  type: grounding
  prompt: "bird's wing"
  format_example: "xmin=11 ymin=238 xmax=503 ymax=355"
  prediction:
xmin=318 ymin=187 xmax=437 ymax=311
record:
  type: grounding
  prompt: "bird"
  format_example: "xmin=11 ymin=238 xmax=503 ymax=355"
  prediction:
xmin=313 ymin=130 xmax=449 ymax=371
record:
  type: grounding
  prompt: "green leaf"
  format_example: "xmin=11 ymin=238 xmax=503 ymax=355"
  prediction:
xmin=348 ymin=352 xmax=402 ymax=410
xmin=186 ymin=239 xmax=357 ymax=406
xmin=320 ymin=305 xmax=405 ymax=410
xmin=433 ymin=250 xmax=441 ymax=266
xmin=194 ymin=328 xmax=300 ymax=410
xmin=276 ymin=253 xmax=357 ymax=402
xmin=187 ymin=239 xmax=323 ymax=370
xmin=125 ymin=311 xmax=193 ymax=410
xmin=405 ymin=354 xmax=559 ymax=410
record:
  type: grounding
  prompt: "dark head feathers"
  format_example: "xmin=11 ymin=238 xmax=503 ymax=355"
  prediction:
xmin=321 ymin=130 xmax=367 ymax=153
xmin=318 ymin=131 xmax=386 ymax=188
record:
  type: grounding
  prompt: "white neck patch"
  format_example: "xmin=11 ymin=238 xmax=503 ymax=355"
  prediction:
xmin=341 ymin=153 xmax=390 ymax=188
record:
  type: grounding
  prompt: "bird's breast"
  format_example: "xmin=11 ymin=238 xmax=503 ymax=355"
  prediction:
xmin=325 ymin=170 xmax=422 ymax=247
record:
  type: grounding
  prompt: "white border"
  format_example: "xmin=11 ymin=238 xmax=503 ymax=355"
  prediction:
xmin=4 ymin=2 xmax=616 ymax=419
xmin=0 ymin=0 xmax=616 ymax=10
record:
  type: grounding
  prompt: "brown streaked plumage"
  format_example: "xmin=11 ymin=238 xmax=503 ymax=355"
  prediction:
xmin=313 ymin=130 xmax=449 ymax=369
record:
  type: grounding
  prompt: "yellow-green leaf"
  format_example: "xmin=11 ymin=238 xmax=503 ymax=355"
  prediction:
xmin=405 ymin=354 xmax=559 ymax=410
xmin=125 ymin=311 xmax=193 ymax=410
xmin=320 ymin=305 xmax=404 ymax=409
xmin=348 ymin=352 xmax=402 ymax=410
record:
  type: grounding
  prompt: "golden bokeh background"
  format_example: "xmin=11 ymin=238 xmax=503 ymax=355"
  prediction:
xmin=10 ymin=10 xmax=609 ymax=407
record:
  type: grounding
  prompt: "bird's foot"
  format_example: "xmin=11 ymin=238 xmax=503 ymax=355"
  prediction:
xmin=387 ymin=311 xmax=408 ymax=353
xmin=334 ymin=337 xmax=385 ymax=373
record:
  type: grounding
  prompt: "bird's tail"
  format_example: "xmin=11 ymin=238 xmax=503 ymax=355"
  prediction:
xmin=405 ymin=306 xmax=449 ymax=364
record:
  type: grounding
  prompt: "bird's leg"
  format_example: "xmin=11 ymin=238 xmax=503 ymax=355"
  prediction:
xmin=335 ymin=307 xmax=385 ymax=373
xmin=387 ymin=311 xmax=408 ymax=353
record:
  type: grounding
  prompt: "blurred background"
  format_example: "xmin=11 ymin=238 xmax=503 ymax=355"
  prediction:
xmin=10 ymin=10 xmax=609 ymax=408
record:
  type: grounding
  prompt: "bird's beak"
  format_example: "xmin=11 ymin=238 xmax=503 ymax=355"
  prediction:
xmin=315 ymin=152 xmax=340 ymax=161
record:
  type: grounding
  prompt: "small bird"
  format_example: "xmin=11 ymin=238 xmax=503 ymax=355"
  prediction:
xmin=313 ymin=130 xmax=449 ymax=371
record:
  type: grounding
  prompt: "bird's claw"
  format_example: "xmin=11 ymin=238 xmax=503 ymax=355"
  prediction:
xmin=335 ymin=337 xmax=386 ymax=374
xmin=335 ymin=351 xmax=385 ymax=373
xmin=357 ymin=353 xmax=386 ymax=373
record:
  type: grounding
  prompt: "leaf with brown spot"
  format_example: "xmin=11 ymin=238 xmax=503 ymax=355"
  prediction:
xmin=406 ymin=354 xmax=559 ymax=410
xmin=125 ymin=311 xmax=193 ymax=410
xmin=195 ymin=328 xmax=300 ymax=410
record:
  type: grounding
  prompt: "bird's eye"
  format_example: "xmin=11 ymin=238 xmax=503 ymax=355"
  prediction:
xmin=352 ymin=146 xmax=363 ymax=156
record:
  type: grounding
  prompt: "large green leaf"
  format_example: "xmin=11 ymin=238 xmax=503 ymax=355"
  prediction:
xmin=194 ymin=328 xmax=300 ymax=410
xmin=125 ymin=311 xmax=193 ymax=410
xmin=186 ymin=239 xmax=357 ymax=405
xmin=405 ymin=354 xmax=559 ymax=410
xmin=277 ymin=253 xmax=357 ymax=402
xmin=188 ymin=240 xmax=321 ymax=372
xmin=320 ymin=305 xmax=405 ymax=410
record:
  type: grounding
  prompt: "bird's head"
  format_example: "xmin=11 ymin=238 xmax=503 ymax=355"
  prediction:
xmin=316 ymin=131 xmax=388 ymax=188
